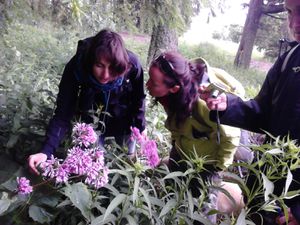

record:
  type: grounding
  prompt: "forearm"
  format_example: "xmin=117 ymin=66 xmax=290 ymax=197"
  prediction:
xmin=210 ymin=94 xmax=267 ymax=133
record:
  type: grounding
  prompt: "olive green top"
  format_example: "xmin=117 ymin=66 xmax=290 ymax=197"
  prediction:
xmin=165 ymin=98 xmax=240 ymax=169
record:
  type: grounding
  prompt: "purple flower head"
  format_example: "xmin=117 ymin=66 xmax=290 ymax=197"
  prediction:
xmin=130 ymin=127 xmax=146 ymax=143
xmin=130 ymin=127 xmax=160 ymax=168
xmin=141 ymin=140 xmax=160 ymax=168
xmin=72 ymin=123 xmax=98 ymax=148
xmin=16 ymin=177 xmax=33 ymax=195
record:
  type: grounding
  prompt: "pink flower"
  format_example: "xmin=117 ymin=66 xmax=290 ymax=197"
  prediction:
xmin=130 ymin=127 xmax=160 ymax=168
xmin=130 ymin=127 xmax=146 ymax=142
xmin=40 ymin=124 xmax=109 ymax=189
xmin=72 ymin=123 xmax=98 ymax=147
xmin=142 ymin=140 xmax=160 ymax=168
xmin=16 ymin=177 xmax=33 ymax=195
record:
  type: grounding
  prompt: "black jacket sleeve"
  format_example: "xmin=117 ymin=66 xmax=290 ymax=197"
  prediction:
xmin=210 ymin=55 xmax=284 ymax=133
xmin=127 ymin=51 xmax=146 ymax=132
xmin=41 ymin=56 xmax=80 ymax=158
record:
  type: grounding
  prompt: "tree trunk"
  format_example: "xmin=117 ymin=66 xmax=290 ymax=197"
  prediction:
xmin=147 ymin=23 xmax=178 ymax=66
xmin=234 ymin=0 xmax=263 ymax=68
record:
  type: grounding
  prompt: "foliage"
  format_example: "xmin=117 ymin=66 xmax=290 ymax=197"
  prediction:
xmin=0 ymin=22 xmax=77 ymax=162
xmin=255 ymin=13 xmax=289 ymax=59
xmin=1 ymin=124 xmax=300 ymax=224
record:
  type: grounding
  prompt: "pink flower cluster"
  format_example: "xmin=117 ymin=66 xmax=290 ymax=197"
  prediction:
xmin=40 ymin=123 xmax=108 ymax=189
xmin=16 ymin=177 xmax=33 ymax=195
xmin=41 ymin=147 xmax=108 ymax=189
xmin=72 ymin=123 xmax=98 ymax=148
xmin=130 ymin=127 xmax=160 ymax=168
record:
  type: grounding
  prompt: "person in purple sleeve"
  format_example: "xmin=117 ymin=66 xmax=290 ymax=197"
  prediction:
xmin=200 ymin=0 xmax=300 ymax=224
xmin=28 ymin=29 xmax=146 ymax=174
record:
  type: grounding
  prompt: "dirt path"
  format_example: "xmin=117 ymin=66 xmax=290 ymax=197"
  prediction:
xmin=250 ymin=60 xmax=273 ymax=73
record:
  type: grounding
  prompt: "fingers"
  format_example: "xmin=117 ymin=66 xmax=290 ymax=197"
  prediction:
xmin=199 ymin=84 xmax=210 ymax=101
xmin=27 ymin=153 xmax=47 ymax=175
xmin=28 ymin=156 xmax=40 ymax=175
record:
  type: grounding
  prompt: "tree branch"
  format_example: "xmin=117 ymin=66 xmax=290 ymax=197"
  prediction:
xmin=262 ymin=3 xmax=285 ymax=14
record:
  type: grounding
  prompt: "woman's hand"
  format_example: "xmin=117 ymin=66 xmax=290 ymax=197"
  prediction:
xmin=28 ymin=153 xmax=47 ymax=175
xmin=199 ymin=84 xmax=228 ymax=111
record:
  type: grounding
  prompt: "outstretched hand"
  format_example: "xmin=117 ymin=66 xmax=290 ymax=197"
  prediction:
xmin=28 ymin=153 xmax=47 ymax=175
xmin=198 ymin=84 xmax=228 ymax=111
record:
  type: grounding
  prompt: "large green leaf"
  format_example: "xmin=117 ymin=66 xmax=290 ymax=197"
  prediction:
xmin=139 ymin=187 xmax=152 ymax=217
xmin=64 ymin=182 xmax=92 ymax=221
xmin=163 ymin=171 xmax=184 ymax=180
xmin=91 ymin=214 xmax=117 ymax=225
xmin=0 ymin=199 xmax=10 ymax=215
xmin=159 ymin=199 xmax=177 ymax=218
xmin=132 ymin=176 xmax=140 ymax=204
xmin=28 ymin=205 xmax=54 ymax=223
xmin=125 ymin=214 xmax=138 ymax=225
xmin=103 ymin=193 xmax=126 ymax=221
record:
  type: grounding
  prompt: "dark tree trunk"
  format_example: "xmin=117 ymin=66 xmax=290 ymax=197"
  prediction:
xmin=234 ymin=0 xmax=285 ymax=69
xmin=147 ymin=23 xmax=178 ymax=65
xmin=234 ymin=0 xmax=263 ymax=69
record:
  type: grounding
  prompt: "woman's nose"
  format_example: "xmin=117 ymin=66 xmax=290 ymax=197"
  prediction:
xmin=102 ymin=68 xmax=110 ymax=79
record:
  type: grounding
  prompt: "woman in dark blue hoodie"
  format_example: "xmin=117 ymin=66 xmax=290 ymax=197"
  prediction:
xmin=28 ymin=29 xmax=146 ymax=174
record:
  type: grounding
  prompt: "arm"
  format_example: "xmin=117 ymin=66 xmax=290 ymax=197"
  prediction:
xmin=40 ymin=56 xmax=80 ymax=158
xmin=128 ymin=51 xmax=146 ymax=132
xmin=210 ymin=56 xmax=283 ymax=133
xmin=28 ymin=56 xmax=80 ymax=174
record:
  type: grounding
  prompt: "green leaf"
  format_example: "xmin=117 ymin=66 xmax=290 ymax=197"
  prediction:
xmin=103 ymin=193 xmax=126 ymax=221
xmin=125 ymin=214 xmax=138 ymax=225
xmin=187 ymin=191 xmax=194 ymax=217
xmin=192 ymin=212 xmax=214 ymax=225
xmin=132 ymin=176 xmax=140 ymax=204
xmin=261 ymin=173 xmax=274 ymax=201
xmin=91 ymin=214 xmax=117 ymax=225
xmin=163 ymin=171 xmax=184 ymax=180
xmin=266 ymin=148 xmax=283 ymax=154
xmin=0 ymin=199 xmax=11 ymax=215
xmin=159 ymin=199 xmax=177 ymax=218
xmin=139 ymin=187 xmax=152 ymax=217
xmin=103 ymin=183 xmax=120 ymax=196
xmin=28 ymin=205 xmax=54 ymax=223
xmin=285 ymin=168 xmax=293 ymax=195
xmin=235 ymin=209 xmax=246 ymax=225
xmin=64 ymin=182 xmax=92 ymax=221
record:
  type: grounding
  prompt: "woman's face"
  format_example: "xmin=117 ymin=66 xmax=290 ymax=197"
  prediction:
xmin=146 ymin=66 xmax=175 ymax=97
xmin=286 ymin=0 xmax=300 ymax=42
xmin=92 ymin=57 xmax=116 ymax=84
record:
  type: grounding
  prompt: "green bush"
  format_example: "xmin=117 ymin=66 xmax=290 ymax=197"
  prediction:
xmin=0 ymin=22 xmax=78 ymax=161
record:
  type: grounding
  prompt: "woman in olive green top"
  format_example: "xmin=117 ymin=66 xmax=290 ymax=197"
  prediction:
xmin=146 ymin=51 xmax=240 ymax=192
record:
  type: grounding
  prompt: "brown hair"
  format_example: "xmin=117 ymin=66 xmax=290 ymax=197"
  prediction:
xmin=83 ymin=29 xmax=129 ymax=77
xmin=151 ymin=51 xmax=200 ymax=126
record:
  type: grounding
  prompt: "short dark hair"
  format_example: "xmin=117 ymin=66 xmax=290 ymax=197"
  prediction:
xmin=84 ymin=29 xmax=129 ymax=77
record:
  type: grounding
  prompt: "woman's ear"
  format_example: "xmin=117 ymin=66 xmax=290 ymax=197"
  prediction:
xmin=170 ymin=85 xmax=180 ymax=93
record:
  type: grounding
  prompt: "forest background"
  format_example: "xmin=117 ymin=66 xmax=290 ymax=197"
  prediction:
xmin=0 ymin=0 xmax=297 ymax=224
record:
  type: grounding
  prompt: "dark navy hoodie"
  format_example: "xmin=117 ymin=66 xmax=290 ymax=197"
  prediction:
xmin=41 ymin=37 xmax=146 ymax=158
